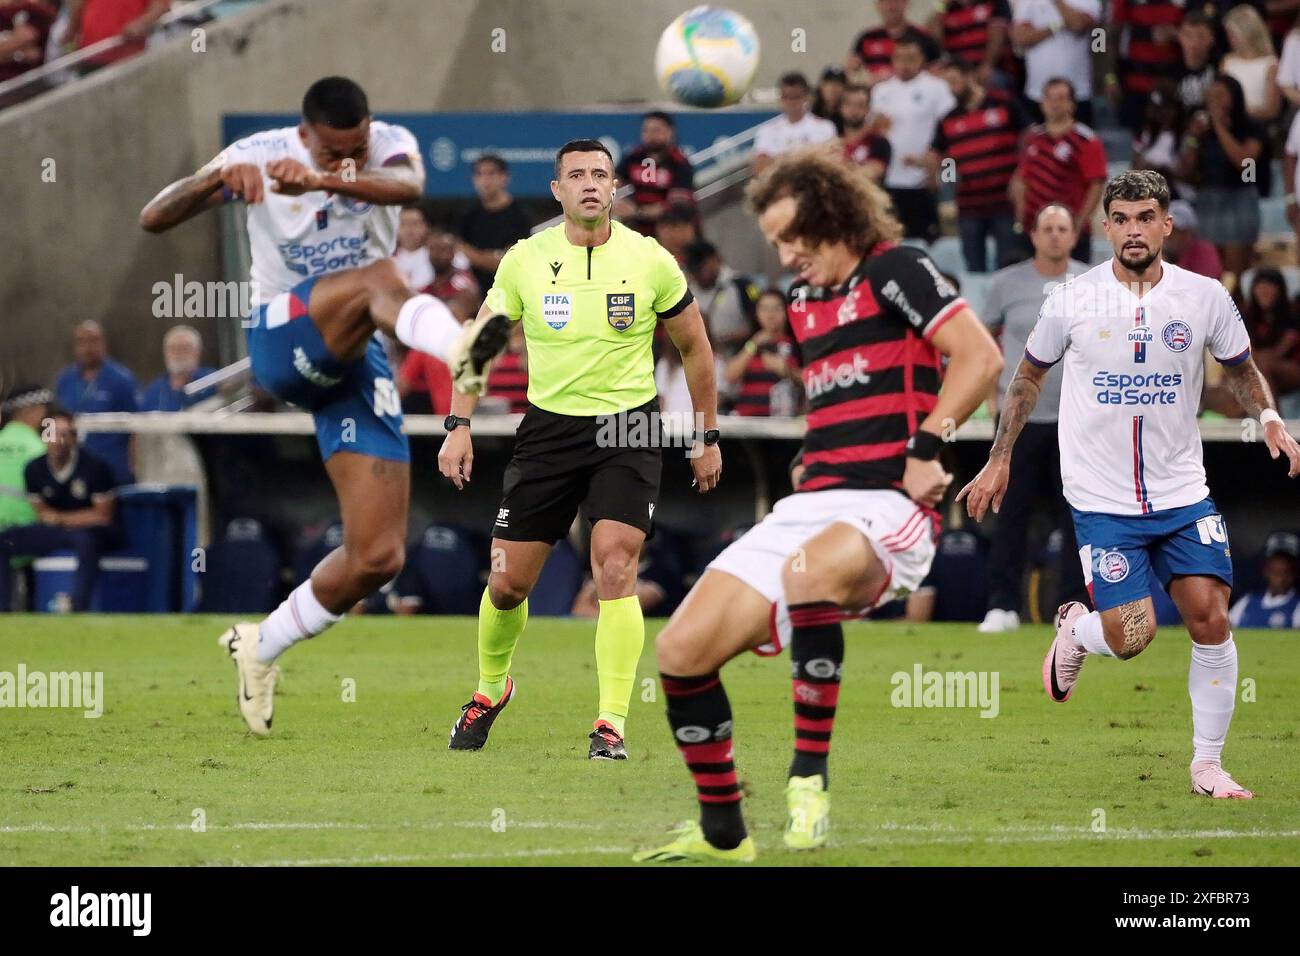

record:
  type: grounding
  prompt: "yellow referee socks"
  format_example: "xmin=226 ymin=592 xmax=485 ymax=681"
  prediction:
xmin=595 ymin=595 xmax=645 ymax=737
xmin=477 ymin=588 xmax=527 ymax=704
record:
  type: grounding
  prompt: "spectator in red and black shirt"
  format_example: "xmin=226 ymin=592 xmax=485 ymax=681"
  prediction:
xmin=839 ymin=83 xmax=891 ymax=182
xmin=422 ymin=231 xmax=481 ymax=320
xmin=846 ymin=0 xmax=942 ymax=86
xmin=0 ymin=1 xmax=56 ymax=83
xmin=615 ymin=111 xmax=696 ymax=236
xmin=485 ymin=322 xmax=529 ymax=415
xmin=1009 ymin=77 xmax=1107 ymax=264
xmin=1106 ymin=0 xmax=1186 ymax=136
xmin=723 ymin=289 xmax=801 ymax=416
xmin=938 ymin=0 xmax=1016 ymax=89
xmin=928 ymin=59 xmax=1025 ymax=271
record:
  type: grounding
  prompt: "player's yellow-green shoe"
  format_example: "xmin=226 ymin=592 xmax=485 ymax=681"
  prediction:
xmin=783 ymin=775 xmax=830 ymax=850
xmin=633 ymin=822 xmax=757 ymax=864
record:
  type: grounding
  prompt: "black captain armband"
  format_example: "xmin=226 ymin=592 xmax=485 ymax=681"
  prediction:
xmin=905 ymin=429 xmax=943 ymax=461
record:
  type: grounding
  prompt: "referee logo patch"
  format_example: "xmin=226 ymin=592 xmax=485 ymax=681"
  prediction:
xmin=607 ymin=293 xmax=635 ymax=332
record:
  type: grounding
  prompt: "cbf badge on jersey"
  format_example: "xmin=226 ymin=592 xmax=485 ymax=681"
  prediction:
xmin=607 ymin=293 xmax=635 ymax=332
xmin=542 ymin=293 xmax=572 ymax=330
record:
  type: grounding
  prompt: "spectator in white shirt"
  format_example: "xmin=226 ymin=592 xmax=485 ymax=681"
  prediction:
xmin=1011 ymin=0 xmax=1101 ymax=127
xmin=393 ymin=205 xmax=434 ymax=291
xmin=869 ymin=36 xmax=956 ymax=241
xmin=1220 ymin=4 xmax=1280 ymax=124
xmin=751 ymin=72 xmax=838 ymax=175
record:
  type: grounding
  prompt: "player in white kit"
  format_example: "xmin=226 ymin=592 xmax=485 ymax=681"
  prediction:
xmin=960 ymin=171 xmax=1300 ymax=799
xmin=141 ymin=78 xmax=497 ymax=735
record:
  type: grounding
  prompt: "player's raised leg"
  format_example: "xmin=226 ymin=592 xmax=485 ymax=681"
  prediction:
xmin=1168 ymin=576 xmax=1251 ymax=798
xmin=633 ymin=570 xmax=770 ymax=863
xmin=586 ymin=519 xmax=647 ymax=759
xmin=447 ymin=538 xmax=551 ymax=751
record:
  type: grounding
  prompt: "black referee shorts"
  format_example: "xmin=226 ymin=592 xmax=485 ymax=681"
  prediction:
xmin=492 ymin=399 xmax=663 ymax=544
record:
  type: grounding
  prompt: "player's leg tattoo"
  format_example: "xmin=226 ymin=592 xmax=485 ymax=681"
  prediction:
xmin=1113 ymin=600 xmax=1156 ymax=659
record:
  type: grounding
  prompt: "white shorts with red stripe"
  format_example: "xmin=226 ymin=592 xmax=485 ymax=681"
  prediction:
xmin=705 ymin=488 xmax=938 ymax=656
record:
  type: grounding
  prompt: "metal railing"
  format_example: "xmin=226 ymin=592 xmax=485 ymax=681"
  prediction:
xmin=529 ymin=118 xmax=764 ymax=234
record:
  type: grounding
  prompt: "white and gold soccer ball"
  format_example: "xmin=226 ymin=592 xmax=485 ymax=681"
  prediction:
xmin=654 ymin=6 xmax=761 ymax=108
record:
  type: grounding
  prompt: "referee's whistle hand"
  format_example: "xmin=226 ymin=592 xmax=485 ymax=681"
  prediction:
xmin=438 ymin=430 xmax=474 ymax=491
xmin=691 ymin=444 xmax=722 ymax=493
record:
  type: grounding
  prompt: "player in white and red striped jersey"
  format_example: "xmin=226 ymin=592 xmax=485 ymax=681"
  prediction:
xmin=635 ymin=151 xmax=1003 ymax=864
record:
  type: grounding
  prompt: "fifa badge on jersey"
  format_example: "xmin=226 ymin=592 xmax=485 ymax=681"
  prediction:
xmin=1162 ymin=319 xmax=1192 ymax=352
xmin=1095 ymin=549 xmax=1130 ymax=584
xmin=542 ymin=293 xmax=572 ymax=331
xmin=607 ymin=293 xmax=635 ymax=332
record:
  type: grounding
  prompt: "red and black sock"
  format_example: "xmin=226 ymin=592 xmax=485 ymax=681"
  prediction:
xmin=661 ymin=671 xmax=746 ymax=850
xmin=788 ymin=601 xmax=843 ymax=785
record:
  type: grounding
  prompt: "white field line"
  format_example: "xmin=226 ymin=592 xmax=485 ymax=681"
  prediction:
xmin=3 ymin=820 xmax=1298 ymax=844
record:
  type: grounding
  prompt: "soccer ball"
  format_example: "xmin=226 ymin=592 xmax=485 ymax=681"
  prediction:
xmin=654 ymin=6 xmax=760 ymax=108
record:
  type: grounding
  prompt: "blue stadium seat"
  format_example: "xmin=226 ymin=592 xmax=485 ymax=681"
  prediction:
xmin=529 ymin=539 xmax=583 ymax=616
xmin=292 ymin=521 xmax=345 ymax=588
xmin=958 ymin=272 xmax=996 ymax=318
xmin=927 ymin=236 xmax=964 ymax=278
xmin=927 ymin=529 xmax=989 ymax=622
xmin=196 ymin=518 xmax=283 ymax=614
xmin=407 ymin=524 xmax=486 ymax=615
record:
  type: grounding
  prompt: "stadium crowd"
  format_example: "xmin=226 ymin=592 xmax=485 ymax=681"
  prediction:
xmin=5 ymin=0 xmax=1300 ymax=623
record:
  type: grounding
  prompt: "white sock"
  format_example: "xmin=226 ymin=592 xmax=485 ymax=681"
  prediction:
xmin=257 ymin=581 xmax=342 ymax=663
xmin=394 ymin=293 xmax=461 ymax=361
xmin=1071 ymin=610 xmax=1115 ymax=657
xmin=1189 ymin=635 xmax=1237 ymax=765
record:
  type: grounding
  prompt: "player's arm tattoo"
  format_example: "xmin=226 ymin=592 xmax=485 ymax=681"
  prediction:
xmin=139 ymin=166 xmax=224 ymax=232
xmin=1115 ymin=600 xmax=1155 ymax=659
xmin=1219 ymin=355 xmax=1276 ymax=420
xmin=988 ymin=359 xmax=1046 ymax=460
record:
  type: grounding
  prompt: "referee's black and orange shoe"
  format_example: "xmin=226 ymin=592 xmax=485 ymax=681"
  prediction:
xmin=588 ymin=720 xmax=627 ymax=760
xmin=449 ymin=311 xmax=512 ymax=395
xmin=448 ymin=676 xmax=516 ymax=751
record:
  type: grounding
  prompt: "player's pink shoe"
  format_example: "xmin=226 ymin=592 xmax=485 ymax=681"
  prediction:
xmin=1042 ymin=601 xmax=1089 ymax=703
xmin=1190 ymin=761 xmax=1254 ymax=799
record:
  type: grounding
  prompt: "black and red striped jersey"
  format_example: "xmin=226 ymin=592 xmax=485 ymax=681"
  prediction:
xmin=733 ymin=337 xmax=799 ymax=416
xmin=850 ymin=24 xmax=943 ymax=79
xmin=1112 ymin=0 xmax=1184 ymax=96
xmin=939 ymin=0 xmax=1013 ymax=67
xmin=788 ymin=243 xmax=965 ymax=493
xmin=486 ymin=351 xmax=529 ymax=414
xmin=930 ymin=90 xmax=1024 ymax=214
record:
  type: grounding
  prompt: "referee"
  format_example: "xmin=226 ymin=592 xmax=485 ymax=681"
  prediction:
xmin=440 ymin=139 xmax=722 ymax=759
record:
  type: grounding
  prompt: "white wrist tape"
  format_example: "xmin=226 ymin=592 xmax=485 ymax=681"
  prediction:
xmin=1261 ymin=409 xmax=1283 ymax=427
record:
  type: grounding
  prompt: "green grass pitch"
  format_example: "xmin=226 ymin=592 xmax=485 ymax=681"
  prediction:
xmin=1 ymin=614 xmax=1297 ymax=866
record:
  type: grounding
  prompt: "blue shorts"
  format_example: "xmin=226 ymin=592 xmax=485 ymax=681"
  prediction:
xmin=246 ymin=275 xmax=408 ymax=463
xmin=1071 ymin=497 xmax=1232 ymax=612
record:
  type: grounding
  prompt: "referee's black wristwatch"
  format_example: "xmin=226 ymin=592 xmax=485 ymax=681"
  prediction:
xmin=444 ymin=415 xmax=471 ymax=432
xmin=694 ymin=428 xmax=721 ymax=446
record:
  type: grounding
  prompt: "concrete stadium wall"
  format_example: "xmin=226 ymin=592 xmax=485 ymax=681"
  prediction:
xmin=3 ymin=0 xmax=913 ymax=386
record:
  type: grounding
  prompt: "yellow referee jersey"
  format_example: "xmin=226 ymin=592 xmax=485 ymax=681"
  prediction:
xmin=484 ymin=221 xmax=692 ymax=416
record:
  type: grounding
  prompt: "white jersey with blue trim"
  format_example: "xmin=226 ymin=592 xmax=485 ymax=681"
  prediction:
xmin=217 ymin=121 xmax=421 ymax=304
xmin=1024 ymin=258 xmax=1251 ymax=516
